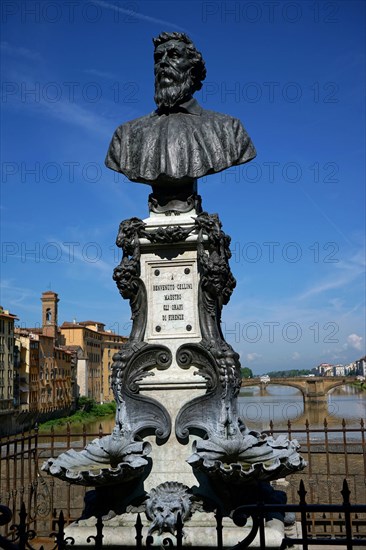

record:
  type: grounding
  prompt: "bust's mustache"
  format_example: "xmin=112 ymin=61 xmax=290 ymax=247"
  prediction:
xmin=155 ymin=64 xmax=181 ymax=83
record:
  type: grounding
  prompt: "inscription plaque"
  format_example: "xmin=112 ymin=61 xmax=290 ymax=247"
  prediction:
xmin=147 ymin=260 xmax=199 ymax=339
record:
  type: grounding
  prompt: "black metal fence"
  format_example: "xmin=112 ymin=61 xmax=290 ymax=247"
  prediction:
xmin=0 ymin=419 xmax=365 ymax=542
xmin=1 ymin=479 xmax=366 ymax=549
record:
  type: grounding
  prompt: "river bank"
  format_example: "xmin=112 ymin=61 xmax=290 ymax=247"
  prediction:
xmin=38 ymin=399 xmax=116 ymax=431
xmin=352 ymin=380 xmax=366 ymax=390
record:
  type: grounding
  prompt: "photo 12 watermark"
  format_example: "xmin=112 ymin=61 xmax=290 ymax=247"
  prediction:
xmin=1 ymin=80 xmax=140 ymax=105
xmin=230 ymin=241 xmax=339 ymax=264
xmin=1 ymin=160 xmax=340 ymax=185
xmin=199 ymin=80 xmax=339 ymax=104
xmin=1 ymin=1 xmax=141 ymax=24
xmin=221 ymin=320 xmax=340 ymax=344
xmin=201 ymin=2 xmax=340 ymax=24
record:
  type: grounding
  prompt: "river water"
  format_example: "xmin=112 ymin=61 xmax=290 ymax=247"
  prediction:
xmin=237 ymin=384 xmax=366 ymax=430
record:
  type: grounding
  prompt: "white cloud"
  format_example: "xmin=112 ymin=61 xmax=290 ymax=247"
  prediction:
xmin=292 ymin=352 xmax=300 ymax=360
xmin=297 ymin=249 xmax=365 ymax=301
xmin=1 ymin=41 xmax=42 ymax=62
xmin=246 ymin=353 xmax=262 ymax=362
xmin=91 ymin=0 xmax=188 ymax=32
xmin=84 ymin=68 xmax=117 ymax=80
xmin=3 ymin=76 xmax=112 ymax=138
xmin=346 ymin=333 xmax=363 ymax=351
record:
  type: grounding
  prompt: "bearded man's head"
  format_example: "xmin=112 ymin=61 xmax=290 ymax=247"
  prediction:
xmin=153 ymin=32 xmax=206 ymax=110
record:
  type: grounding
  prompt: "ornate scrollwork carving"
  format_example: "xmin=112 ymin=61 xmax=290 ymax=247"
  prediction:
xmin=176 ymin=339 xmax=305 ymax=487
xmin=112 ymin=344 xmax=172 ymax=441
xmin=43 ymin=216 xmax=176 ymax=487
xmin=42 ymin=344 xmax=173 ymax=486
xmin=195 ymin=211 xmax=236 ymax=347
xmin=175 ymin=343 xmax=240 ymax=443
xmin=174 ymin=213 xmax=245 ymax=448
xmin=174 ymin=212 xmax=306 ymax=490
xmin=113 ymin=217 xmax=147 ymax=343
xmin=143 ymin=224 xmax=194 ymax=244
xmin=148 ymin=190 xmax=202 ymax=215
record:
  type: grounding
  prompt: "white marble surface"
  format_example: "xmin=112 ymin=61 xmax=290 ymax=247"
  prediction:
xmin=146 ymin=257 xmax=199 ymax=340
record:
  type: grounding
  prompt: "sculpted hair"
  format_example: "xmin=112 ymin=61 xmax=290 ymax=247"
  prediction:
xmin=153 ymin=32 xmax=206 ymax=92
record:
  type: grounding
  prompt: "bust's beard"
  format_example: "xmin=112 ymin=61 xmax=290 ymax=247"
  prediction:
xmin=154 ymin=68 xmax=194 ymax=110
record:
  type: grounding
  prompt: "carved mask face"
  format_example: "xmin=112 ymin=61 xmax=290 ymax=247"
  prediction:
xmin=148 ymin=498 xmax=183 ymax=535
xmin=145 ymin=482 xmax=192 ymax=535
xmin=154 ymin=40 xmax=194 ymax=109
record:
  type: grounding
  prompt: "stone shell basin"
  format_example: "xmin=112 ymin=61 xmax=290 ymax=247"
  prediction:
xmin=42 ymin=430 xmax=151 ymax=486
xmin=187 ymin=432 xmax=306 ymax=484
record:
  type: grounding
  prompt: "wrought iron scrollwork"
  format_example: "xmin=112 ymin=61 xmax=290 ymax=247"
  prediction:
xmin=0 ymin=502 xmax=38 ymax=550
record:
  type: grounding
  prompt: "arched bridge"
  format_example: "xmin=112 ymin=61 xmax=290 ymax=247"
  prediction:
xmin=241 ymin=377 xmax=358 ymax=404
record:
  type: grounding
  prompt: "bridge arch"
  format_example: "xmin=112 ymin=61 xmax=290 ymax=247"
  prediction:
xmin=326 ymin=379 xmax=354 ymax=393
xmin=241 ymin=377 xmax=357 ymax=405
xmin=241 ymin=379 xmax=306 ymax=401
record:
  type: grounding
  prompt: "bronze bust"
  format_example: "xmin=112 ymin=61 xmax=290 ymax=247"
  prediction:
xmin=105 ymin=32 xmax=256 ymax=211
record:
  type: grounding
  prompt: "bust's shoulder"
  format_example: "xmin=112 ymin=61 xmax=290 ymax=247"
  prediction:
xmin=113 ymin=111 xmax=157 ymax=133
xmin=199 ymin=107 xmax=242 ymax=126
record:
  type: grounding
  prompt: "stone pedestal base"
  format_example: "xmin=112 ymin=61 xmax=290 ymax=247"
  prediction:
xmin=43 ymin=209 xmax=305 ymax=540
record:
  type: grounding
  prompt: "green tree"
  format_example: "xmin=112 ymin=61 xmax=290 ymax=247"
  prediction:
xmin=77 ymin=396 xmax=95 ymax=412
xmin=241 ymin=367 xmax=253 ymax=379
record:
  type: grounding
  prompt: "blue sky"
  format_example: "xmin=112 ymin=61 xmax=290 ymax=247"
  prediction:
xmin=1 ymin=0 xmax=365 ymax=374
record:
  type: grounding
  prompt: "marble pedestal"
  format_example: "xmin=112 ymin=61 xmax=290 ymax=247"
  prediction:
xmin=45 ymin=207 xmax=305 ymax=547
xmin=138 ymin=210 xmax=205 ymax=491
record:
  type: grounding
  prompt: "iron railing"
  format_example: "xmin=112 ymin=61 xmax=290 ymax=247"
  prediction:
xmin=0 ymin=479 xmax=366 ymax=549
xmin=0 ymin=419 xmax=365 ymax=539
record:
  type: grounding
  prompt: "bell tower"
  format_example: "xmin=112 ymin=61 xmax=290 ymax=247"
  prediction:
xmin=41 ymin=291 xmax=59 ymax=340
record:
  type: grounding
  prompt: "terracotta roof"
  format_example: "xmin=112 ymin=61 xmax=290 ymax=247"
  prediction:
xmin=14 ymin=327 xmax=42 ymax=334
xmin=54 ymin=346 xmax=72 ymax=354
xmin=100 ymin=331 xmax=127 ymax=338
xmin=0 ymin=308 xmax=19 ymax=320
xmin=79 ymin=320 xmax=105 ymax=325
xmin=60 ymin=322 xmax=83 ymax=328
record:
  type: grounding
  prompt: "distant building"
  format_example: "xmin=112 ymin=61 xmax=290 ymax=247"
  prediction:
xmin=7 ymin=291 xmax=128 ymax=412
xmin=60 ymin=321 xmax=103 ymax=401
xmin=14 ymin=291 xmax=75 ymax=414
xmin=53 ymin=346 xmax=73 ymax=409
xmin=355 ymin=356 xmax=366 ymax=377
xmin=15 ymin=330 xmax=39 ymax=411
xmin=315 ymin=363 xmax=334 ymax=376
xmin=0 ymin=306 xmax=18 ymax=412
xmin=333 ymin=364 xmax=346 ymax=377
xmin=60 ymin=320 xmax=127 ymax=402
xmin=41 ymin=291 xmax=60 ymax=340
xmin=100 ymin=329 xmax=128 ymax=402
xmin=60 ymin=345 xmax=84 ymax=402
xmin=14 ymin=329 xmax=74 ymax=412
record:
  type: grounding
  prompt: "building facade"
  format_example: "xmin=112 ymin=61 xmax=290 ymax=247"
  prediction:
xmin=15 ymin=331 xmax=39 ymax=411
xmin=0 ymin=307 xmax=18 ymax=412
xmin=60 ymin=321 xmax=127 ymax=402
xmin=101 ymin=329 xmax=127 ymax=402
xmin=3 ymin=291 xmax=128 ymax=418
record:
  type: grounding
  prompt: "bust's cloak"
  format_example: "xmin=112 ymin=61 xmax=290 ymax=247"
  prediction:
xmin=105 ymin=98 xmax=256 ymax=185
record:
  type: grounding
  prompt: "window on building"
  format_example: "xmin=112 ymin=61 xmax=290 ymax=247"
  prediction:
xmin=46 ymin=308 xmax=52 ymax=324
